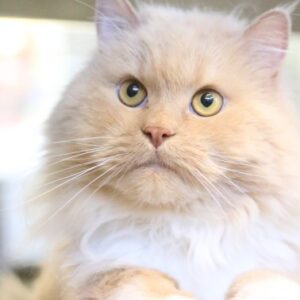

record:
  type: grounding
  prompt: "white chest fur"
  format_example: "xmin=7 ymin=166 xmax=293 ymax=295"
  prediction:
xmin=59 ymin=197 xmax=300 ymax=300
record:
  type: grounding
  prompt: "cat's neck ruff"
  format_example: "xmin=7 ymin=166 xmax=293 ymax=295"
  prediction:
xmin=53 ymin=191 xmax=300 ymax=300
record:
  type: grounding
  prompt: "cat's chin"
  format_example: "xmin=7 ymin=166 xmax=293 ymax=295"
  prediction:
xmin=108 ymin=165 xmax=197 ymax=208
xmin=135 ymin=162 xmax=177 ymax=175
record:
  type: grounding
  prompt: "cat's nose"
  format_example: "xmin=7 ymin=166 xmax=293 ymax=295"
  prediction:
xmin=142 ymin=126 xmax=175 ymax=148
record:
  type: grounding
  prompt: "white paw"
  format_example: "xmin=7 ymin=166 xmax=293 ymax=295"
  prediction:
xmin=226 ymin=271 xmax=300 ymax=300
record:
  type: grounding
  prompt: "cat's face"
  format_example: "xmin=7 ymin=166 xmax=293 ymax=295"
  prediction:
xmin=47 ymin=1 xmax=298 ymax=213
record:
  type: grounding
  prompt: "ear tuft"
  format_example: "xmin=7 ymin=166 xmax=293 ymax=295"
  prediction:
xmin=95 ymin=0 xmax=139 ymax=40
xmin=280 ymin=0 xmax=300 ymax=14
xmin=243 ymin=9 xmax=291 ymax=76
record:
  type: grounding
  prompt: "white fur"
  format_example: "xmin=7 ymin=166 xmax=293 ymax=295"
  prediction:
xmin=229 ymin=273 xmax=300 ymax=300
xmin=52 ymin=192 xmax=300 ymax=300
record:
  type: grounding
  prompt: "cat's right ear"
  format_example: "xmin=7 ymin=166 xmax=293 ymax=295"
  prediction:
xmin=95 ymin=0 xmax=139 ymax=40
xmin=242 ymin=9 xmax=291 ymax=77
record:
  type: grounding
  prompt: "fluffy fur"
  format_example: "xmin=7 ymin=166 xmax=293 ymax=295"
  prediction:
xmin=27 ymin=1 xmax=300 ymax=300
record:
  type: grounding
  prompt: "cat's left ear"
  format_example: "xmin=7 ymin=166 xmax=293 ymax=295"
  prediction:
xmin=243 ymin=9 xmax=291 ymax=77
xmin=95 ymin=0 xmax=139 ymax=40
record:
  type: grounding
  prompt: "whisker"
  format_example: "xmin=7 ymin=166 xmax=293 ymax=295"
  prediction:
xmin=74 ymin=0 xmax=96 ymax=12
xmin=41 ymin=154 xmax=123 ymax=184
xmin=114 ymin=160 xmax=132 ymax=188
xmin=210 ymin=153 xmax=262 ymax=169
xmin=0 ymin=165 xmax=100 ymax=213
xmin=204 ymin=160 xmax=247 ymax=194
xmin=194 ymin=169 xmax=235 ymax=210
xmin=18 ymin=147 xmax=103 ymax=179
xmin=111 ymin=145 xmax=147 ymax=188
xmin=49 ymin=136 xmax=113 ymax=145
xmin=37 ymin=147 xmax=101 ymax=162
xmin=79 ymin=162 xmax=142 ymax=258
xmin=217 ymin=165 xmax=264 ymax=179
xmin=39 ymin=164 xmax=119 ymax=228
xmin=34 ymin=158 xmax=115 ymax=192
xmin=3 ymin=152 xmax=125 ymax=213
xmin=175 ymin=162 xmax=227 ymax=215
xmin=218 ymin=173 xmax=246 ymax=194
xmin=45 ymin=148 xmax=105 ymax=168
xmin=73 ymin=162 xmax=126 ymax=216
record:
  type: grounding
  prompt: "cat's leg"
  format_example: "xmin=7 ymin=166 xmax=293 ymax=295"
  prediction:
xmin=225 ymin=270 xmax=300 ymax=300
xmin=73 ymin=268 xmax=195 ymax=300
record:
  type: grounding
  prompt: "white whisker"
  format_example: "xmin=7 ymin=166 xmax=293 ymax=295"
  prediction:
xmin=45 ymin=147 xmax=100 ymax=160
xmin=46 ymin=148 xmax=105 ymax=168
xmin=43 ymin=154 xmax=123 ymax=183
xmin=194 ymin=169 xmax=235 ymax=211
xmin=39 ymin=164 xmax=119 ymax=228
xmin=74 ymin=0 xmax=97 ymax=13
xmin=73 ymin=163 xmax=126 ymax=216
xmin=49 ymin=136 xmax=113 ymax=145
xmin=0 ymin=165 xmax=99 ymax=213
xmin=19 ymin=147 xmax=105 ymax=179
xmin=210 ymin=153 xmax=262 ymax=170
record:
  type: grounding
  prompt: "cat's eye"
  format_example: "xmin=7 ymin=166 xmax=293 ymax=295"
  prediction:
xmin=191 ymin=89 xmax=224 ymax=117
xmin=118 ymin=79 xmax=147 ymax=107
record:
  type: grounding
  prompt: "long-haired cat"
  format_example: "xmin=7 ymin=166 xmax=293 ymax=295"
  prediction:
xmin=28 ymin=0 xmax=300 ymax=299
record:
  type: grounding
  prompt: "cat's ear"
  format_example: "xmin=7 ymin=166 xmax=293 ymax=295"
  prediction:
xmin=243 ymin=9 xmax=291 ymax=76
xmin=95 ymin=0 xmax=139 ymax=40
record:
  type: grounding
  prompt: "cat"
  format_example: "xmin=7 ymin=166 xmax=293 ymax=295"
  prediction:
xmin=28 ymin=0 xmax=300 ymax=299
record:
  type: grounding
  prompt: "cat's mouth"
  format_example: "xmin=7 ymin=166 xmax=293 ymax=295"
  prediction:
xmin=135 ymin=157 xmax=177 ymax=174
xmin=138 ymin=162 xmax=170 ymax=170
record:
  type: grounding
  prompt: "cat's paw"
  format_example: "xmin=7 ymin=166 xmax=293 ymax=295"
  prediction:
xmin=107 ymin=292 xmax=195 ymax=300
xmin=226 ymin=270 xmax=300 ymax=300
xmin=164 ymin=295 xmax=195 ymax=300
xmin=80 ymin=268 xmax=196 ymax=300
xmin=136 ymin=290 xmax=195 ymax=300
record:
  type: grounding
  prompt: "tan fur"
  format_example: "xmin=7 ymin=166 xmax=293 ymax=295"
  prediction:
xmin=30 ymin=266 xmax=193 ymax=300
xmin=0 ymin=275 xmax=31 ymax=300
xmin=27 ymin=1 xmax=300 ymax=300
xmin=78 ymin=268 xmax=193 ymax=300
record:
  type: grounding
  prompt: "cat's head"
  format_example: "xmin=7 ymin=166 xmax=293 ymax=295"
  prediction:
xmin=46 ymin=0 xmax=299 ymax=215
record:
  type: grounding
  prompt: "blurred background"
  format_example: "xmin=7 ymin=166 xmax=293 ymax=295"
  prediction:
xmin=0 ymin=0 xmax=299 ymax=275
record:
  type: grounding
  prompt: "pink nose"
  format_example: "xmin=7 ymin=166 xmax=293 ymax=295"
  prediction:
xmin=142 ymin=126 xmax=175 ymax=148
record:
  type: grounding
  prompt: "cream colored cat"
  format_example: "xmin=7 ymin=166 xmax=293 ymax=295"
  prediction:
xmin=29 ymin=0 xmax=300 ymax=300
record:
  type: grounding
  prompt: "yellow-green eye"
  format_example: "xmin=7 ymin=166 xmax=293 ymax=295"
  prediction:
xmin=191 ymin=89 xmax=224 ymax=117
xmin=118 ymin=79 xmax=147 ymax=107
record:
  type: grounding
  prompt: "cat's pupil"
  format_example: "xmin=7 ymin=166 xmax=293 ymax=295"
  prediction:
xmin=201 ymin=93 xmax=214 ymax=107
xmin=127 ymin=84 xmax=140 ymax=98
